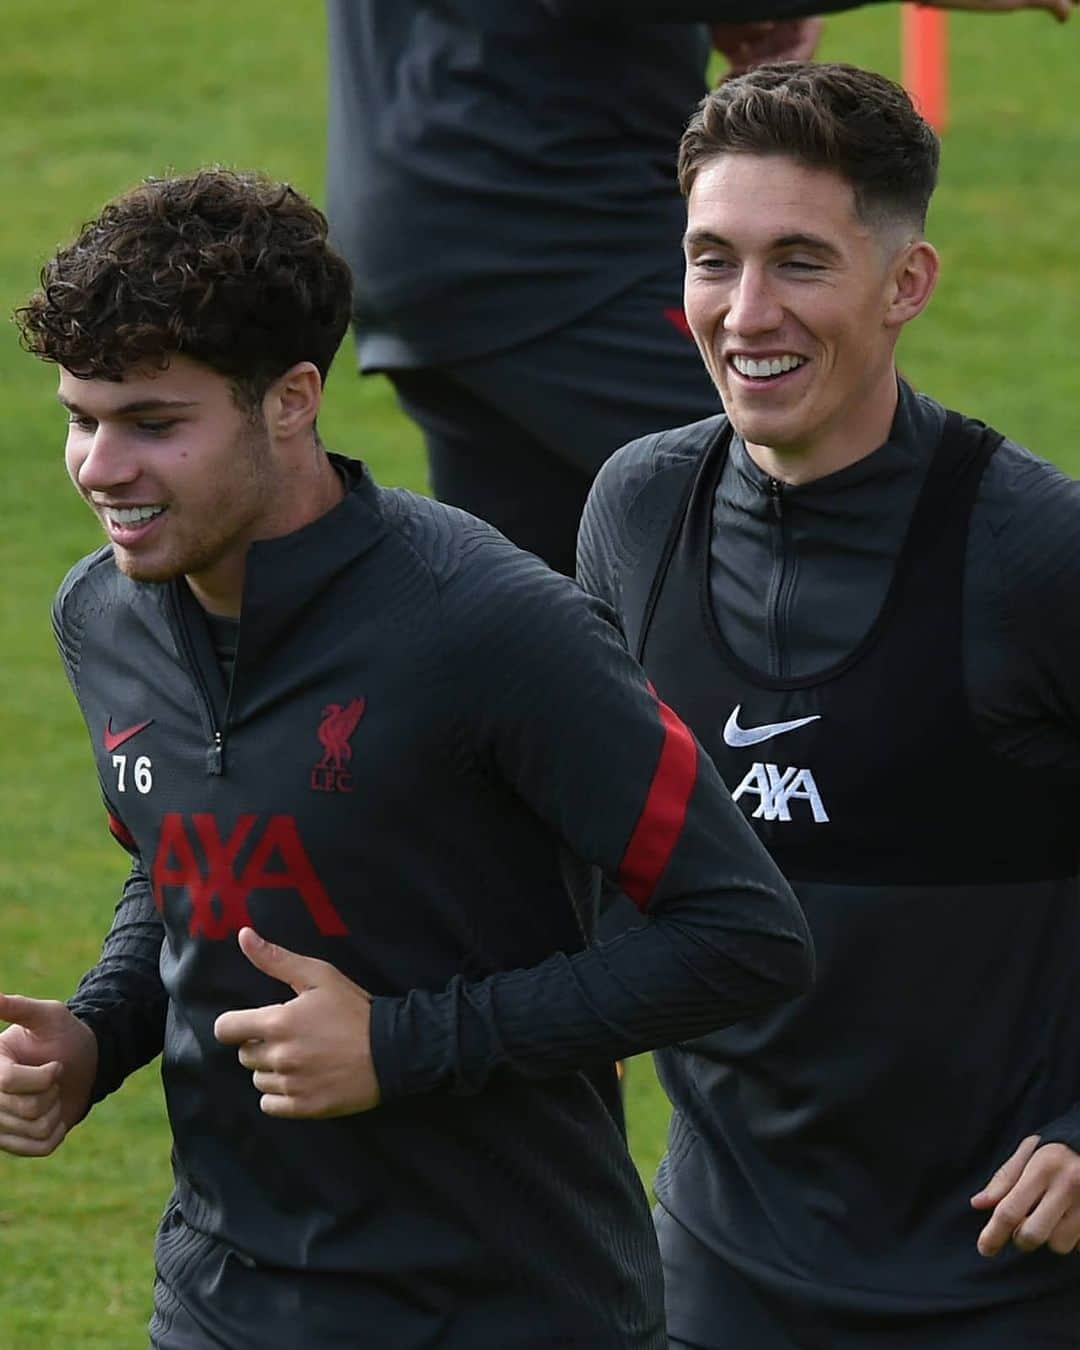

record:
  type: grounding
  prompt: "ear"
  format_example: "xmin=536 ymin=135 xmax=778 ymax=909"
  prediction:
xmin=883 ymin=240 xmax=939 ymax=330
xmin=263 ymin=362 xmax=323 ymax=440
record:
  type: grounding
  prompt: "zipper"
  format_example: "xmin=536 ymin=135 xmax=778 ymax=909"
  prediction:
xmin=765 ymin=477 xmax=792 ymax=678
xmin=767 ymin=477 xmax=783 ymax=519
xmin=167 ymin=585 xmax=226 ymax=777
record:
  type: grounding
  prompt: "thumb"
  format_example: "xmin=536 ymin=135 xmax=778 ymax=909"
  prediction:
xmin=236 ymin=928 xmax=324 ymax=994
xmin=0 ymin=992 xmax=66 ymax=1035
xmin=971 ymin=1135 xmax=1041 ymax=1208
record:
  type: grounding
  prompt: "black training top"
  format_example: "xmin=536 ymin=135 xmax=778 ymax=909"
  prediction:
xmin=578 ymin=383 xmax=1080 ymax=1317
xmin=57 ymin=457 xmax=811 ymax=1349
xmin=325 ymin=0 xmax=864 ymax=370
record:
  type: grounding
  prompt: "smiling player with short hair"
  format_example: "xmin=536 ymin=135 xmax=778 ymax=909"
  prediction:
xmin=579 ymin=62 xmax=1080 ymax=1349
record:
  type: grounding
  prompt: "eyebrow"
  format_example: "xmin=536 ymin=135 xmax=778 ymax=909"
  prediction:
xmin=57 ymin=394 xmax=200 ymax=415
xmin=683 ymin=228 xmax=843 ymax=261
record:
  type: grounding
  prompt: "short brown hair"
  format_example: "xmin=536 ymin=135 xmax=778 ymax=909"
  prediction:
xmin=16 ymin=168 xmax=354 ymax=408
xmin=678 ymin=62 xmax=940 ymax=230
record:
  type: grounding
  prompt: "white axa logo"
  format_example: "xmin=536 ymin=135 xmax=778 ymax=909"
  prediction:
xmin=732 ymin=762 xmax=829 ymax=823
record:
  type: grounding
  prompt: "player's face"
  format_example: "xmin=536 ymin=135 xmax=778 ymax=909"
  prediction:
xmin=60 ymin=356 xmax=279 ymax=605
xmin=683 ymin=154 xmax=910 ymax=469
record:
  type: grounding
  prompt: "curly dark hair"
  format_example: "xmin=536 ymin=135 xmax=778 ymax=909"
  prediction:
xmin=679 ymin=63 xmax=940 ymax=230
xmin=16 ymin=168 xmax=354 ymax=408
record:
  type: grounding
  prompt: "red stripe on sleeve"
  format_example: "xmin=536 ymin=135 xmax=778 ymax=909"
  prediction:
xmin=108 ymin=813 xmax=136 ymax=849
xmin=617 ymin=697 xmax=698 ymax=909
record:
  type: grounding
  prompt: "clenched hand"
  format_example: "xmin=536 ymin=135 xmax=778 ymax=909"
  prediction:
xmin=214 ymin=928 xmax=380 ymax=1119
xmin=0 ymin=994 xmax=98 ymax=1157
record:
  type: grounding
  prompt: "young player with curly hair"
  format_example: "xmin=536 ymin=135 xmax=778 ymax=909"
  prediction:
xmin=5 ymin=168 xmax=812 ymax=1349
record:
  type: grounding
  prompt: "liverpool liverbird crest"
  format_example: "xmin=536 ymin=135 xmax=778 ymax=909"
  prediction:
xmin=311 ymin=697 xmax=366 ymax=793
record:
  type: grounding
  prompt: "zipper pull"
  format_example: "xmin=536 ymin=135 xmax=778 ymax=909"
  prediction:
xmin=207 ymin=730 xmax=223 ymax=776
xmin=767 ymin=477 xmax=783 ymax=519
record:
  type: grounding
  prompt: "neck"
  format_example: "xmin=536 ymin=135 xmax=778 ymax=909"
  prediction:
xmin=745 ymin=369 xmax=900 ymax=487
xmin=187 ymin=562 xmax=247 ymax=619
xmin=187 ymin=447 xmax=346 ymax=618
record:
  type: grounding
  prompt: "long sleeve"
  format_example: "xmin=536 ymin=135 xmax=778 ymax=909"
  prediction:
xmin=964 ymin=442 xmax=1080 ymax=1157
xmin=66 ymin=851 xmax=168 ymax=1105
xmin=52 ymin=569 xmax=168 ymax=1107
xmin=370 ymin=542 xmax=813 ymax=1100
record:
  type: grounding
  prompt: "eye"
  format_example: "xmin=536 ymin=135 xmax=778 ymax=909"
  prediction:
xmin=67 ymin=415 xmax=97 ymax=433
xmin=780 ymin=259 xmax=825 ymax=273
xmin=135 ymin=420 xmax=178 ymax=436
xmin=692 ymin=256 xmax=735 ymax=273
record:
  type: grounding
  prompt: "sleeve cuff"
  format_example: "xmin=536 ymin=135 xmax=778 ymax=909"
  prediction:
xmin=1035 ymin=1105 xmax=1080 ymax=1154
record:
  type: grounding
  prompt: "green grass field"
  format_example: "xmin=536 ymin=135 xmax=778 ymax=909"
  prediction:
xmin=1 ymin=2 xmax=1078 ymax=1344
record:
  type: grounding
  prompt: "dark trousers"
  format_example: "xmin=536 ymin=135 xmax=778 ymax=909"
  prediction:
xmin=385 ymin=270 xmax=718 ymax=576
xmin=657 ymin=1205 xmax=1080 ymax=1350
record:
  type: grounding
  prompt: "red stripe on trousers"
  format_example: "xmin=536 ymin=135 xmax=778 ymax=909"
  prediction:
xmin=618 ymin=698 xmax=698 ymax=909
xmin=108 ymin=813 xmax=136 ymax=848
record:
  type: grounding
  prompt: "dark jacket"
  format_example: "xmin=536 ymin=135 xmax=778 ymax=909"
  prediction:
xmin=60 ymin=457 xmax=811 ymax=1348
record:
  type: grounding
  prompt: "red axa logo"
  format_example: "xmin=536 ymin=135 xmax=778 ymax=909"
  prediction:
xmin=151 ymin=813 xmax=348 ymax=940
xmin=311 ymin=697 xmax=366 ymax=794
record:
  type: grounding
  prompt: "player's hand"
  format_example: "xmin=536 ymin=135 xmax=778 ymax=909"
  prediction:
xmin=711 ymin=18 xmax=824 ymax=74
xmin=214 ymin=928 xmax=380 ymax=1120
xmin=927 ymin=0 xmax=1073 ymax=20
xmin=0 ymin=994 xmax=99 ymax=1157
xmin=971 ymin=1135 xmax=1080 ymax=1256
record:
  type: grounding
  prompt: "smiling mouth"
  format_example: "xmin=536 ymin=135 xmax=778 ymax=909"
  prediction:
xmin=729 ymin=354 xmax=808 ymax=382
xmin=102 ymin=505 xmax=166 ymax=527
xmin=98 ymin=504 xmax=168 ymax=541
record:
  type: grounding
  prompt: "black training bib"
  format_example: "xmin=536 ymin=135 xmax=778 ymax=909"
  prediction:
xmin=637 ymin=414 xmax=1075 ymax=885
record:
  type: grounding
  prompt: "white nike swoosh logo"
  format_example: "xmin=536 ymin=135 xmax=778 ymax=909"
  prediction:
xmin=723 ymin=705 xmax=821 ymax=748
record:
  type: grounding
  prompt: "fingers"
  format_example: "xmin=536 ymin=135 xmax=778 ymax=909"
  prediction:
xmin=0 ymin=1059 xmax=62 ymax=1094
xmin=975 ymin=1142 xmax=1080 ymax=1258
xmin=0 ymin=1063 xmax=66 ymax=1157
xmin=217 ymin=931 xmax=340 ymax=1042
xmin=258 ymin=1093 xmax=308 ymax=1120
xmin=214 ymin=1004 xmax=285 ymax=1047
xmin=0 ymin=1097 xmax=64 ymax=1143
xmin=1029 ymin=0 xmax=1075 ymax=20
xmin=237 ymin=1047 xmax=312 ymax=1117
xmin=0 ymin=993 xmax=68 ymax=1035
xmin=1046 ymin=1212 xmax=1080 ymax=1255
xmin=0 ymin=1078 xmax=61 ymax=1118
xmin=236 ymin=928 xmax=328 ymax=994
xmin=971 ymin=1134 xmax=1040 ymax=1209
xmin=1011 ymin=1186 xmax=1072 ymax=1253
xmin=1011 ymin=1145 xmax=1080 ymax=1255
xmin=945 ymin=0 xmax=1074 ymax=17
xmin=0 ymin=1115 xmax=66 ymax=1158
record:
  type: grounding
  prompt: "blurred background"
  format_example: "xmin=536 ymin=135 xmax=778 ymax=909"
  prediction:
xmin=1 ymin=1 xmax=1077 ymax=1342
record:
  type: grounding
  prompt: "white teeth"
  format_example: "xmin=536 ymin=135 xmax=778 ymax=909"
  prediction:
xmin=732 ymin=354 xmax=806 ymax=379
xmin=105 ymin=505 xmax=165 ymax=526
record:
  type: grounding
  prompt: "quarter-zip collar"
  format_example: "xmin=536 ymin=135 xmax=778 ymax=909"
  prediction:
xmin=164 ymin=455 xmax=388 ymax=772
xmin=712 ymin=382 xmax=947 ymax=678
xmin=728 ymin=380 xmax=940 ymax=513
xmin=235 ymin=454 xmax=388 ymax=669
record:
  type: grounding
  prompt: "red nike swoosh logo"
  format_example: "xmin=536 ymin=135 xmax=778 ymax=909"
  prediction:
xmin=103 ymin=718 xmax=154 ymax=752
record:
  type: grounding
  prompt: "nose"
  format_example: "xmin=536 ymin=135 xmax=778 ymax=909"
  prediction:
xmin=69 ymin=422 xmax=139 ymax=494
xmin=723 ymin=265 xmax=784 ymax=338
